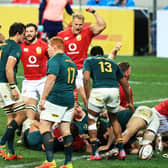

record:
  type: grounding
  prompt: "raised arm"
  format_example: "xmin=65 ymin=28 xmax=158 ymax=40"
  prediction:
xmin=108 ymin=42 xmax=122 ymax=60
xmin=86 ymin=6 xmax=106 ymax=35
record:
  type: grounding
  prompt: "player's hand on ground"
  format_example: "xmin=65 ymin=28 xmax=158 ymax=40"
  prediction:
xmin=39 ymin=99 xmax=46 ymax=110
xmin=11 ymin=89 xmax=19 ymax=101
xmin=98 ymin=145 xmax=109 ymax=152
xmin=86 ymin=7 xmax=95 ymax=14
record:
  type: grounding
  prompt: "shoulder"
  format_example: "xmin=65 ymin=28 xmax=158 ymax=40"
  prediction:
xmin=20 ymin=40 xmax=26 ymax=47
xmin=57 ymin=28 xmax=70 ymax=36
xmin=37 ymin=39 xmax=48 ymax=46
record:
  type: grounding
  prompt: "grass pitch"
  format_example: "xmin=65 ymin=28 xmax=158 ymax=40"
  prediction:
xmin=0 ymin=55 xmax=168 ymax=168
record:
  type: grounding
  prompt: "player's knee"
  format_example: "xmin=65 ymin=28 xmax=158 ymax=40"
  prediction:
xmin=63 ymin=135 xmax=73 ymax=147
xmin=141 ymin=130 xmax=155 ymax=145
xmin=88 ymin=122 xmax=97 ymax=131
xmin=88 ymin=113 xmax=98 ymax=122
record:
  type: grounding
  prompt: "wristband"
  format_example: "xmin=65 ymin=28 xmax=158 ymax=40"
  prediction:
xmin=9 ymin=83 xmax=16 ymax=90
xmin=92 ymin=10 xmax=96 ymax=14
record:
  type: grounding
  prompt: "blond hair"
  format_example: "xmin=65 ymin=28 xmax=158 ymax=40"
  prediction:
xmin=72 ymin=12 xmax=85 ymax=22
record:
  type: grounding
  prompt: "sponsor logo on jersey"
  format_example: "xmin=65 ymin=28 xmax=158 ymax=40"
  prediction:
xmin=64 ymin=37 xmax=69 ymax=40
xmin=36 ymin=47 xmax=42 ymax=54
xmin=23 ymin=48 xmax=28 ymax=52
xmin=76 ymin=34 xmax=81 ymax=41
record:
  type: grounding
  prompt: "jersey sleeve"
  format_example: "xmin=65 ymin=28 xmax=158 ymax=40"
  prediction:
xmin=10 ymin=45 xmax=22 ymax=61
xmin=116 ymin=66 xmax=124 ymax=81
xmin=47 ymin=57 xmax=60 ymax=76
xmin=83 ymin=58 xmax=91 ymax=72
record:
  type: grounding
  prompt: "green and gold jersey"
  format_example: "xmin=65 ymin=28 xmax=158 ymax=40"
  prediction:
xmin=83 ymin=55 xmax=124 ymax=88
xmin=73 ymin=108 xmax=88 ymax=135
xmin=47 ymin=53 xmax=77 ymax=107
xmin=0 ymin=39 xmax=22 ymax=83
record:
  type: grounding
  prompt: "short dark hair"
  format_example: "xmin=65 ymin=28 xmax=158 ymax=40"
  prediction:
xmin=90 ymin=46 xmax=104 ymax=56
xmin=118 ymin=62 xmax=130 ymax=72
xmin=9 ymin=22 xmax=25 ymax=37
xmin=26 ymin=23 xmax=38 ymax=31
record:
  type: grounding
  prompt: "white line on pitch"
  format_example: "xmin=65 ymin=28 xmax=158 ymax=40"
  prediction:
xmin=134 ymin=98 xmax=168 ymax=105
xmin=4 ymin=155 xmax=89 ymax=168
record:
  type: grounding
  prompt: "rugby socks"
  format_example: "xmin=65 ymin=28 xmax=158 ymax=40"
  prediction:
xmin=42 ymin=131 xmax=54 ymax=162
xmin=0 ymin=129 xmax=8 ymax=145
xmin=90 ymin=140 xmax=98 ymax=155
xmin=7 ymin=120 xmax=18 ymax=154
xmin=116 ymin=138 xmax=124 ymax=151
xmin=63 ymin=135 xmax=73 ymax=165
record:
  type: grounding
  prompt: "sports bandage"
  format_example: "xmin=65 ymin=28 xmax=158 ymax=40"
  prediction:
xmin=9 ymin=83 xmax=16 ymax=90
xmin=26 ymin=105 xmax=37 ymax=112
xmin=141 ymin=130 xmax=155 ymax=145
xmin=13 ymin=103 xmax=25 ymax=113
xmin=88 ymin=122 xmax=97 ymax=130
xmin=3 ymin=106 xmax=13 ymax=114
xmin=88 ymin=113 xmax=98 ymax=122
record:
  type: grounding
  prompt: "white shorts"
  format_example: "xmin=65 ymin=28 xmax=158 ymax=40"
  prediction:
xmin=40 ymin=101 xmax=74 ymax=123
xmin=133 ymin=106 xmax=160 ymax=134
xmin=88 ymin=88 xmax=120 ymax=113
xmin=0 ymin=83 xmax=23 ymax=108
xmin=152 ymin=107 xmax=168 ymax=134
xmin=75 ymin=69 xmax=83 ymax=89
xmin=22 ymin=77 xmax=46 ymax=100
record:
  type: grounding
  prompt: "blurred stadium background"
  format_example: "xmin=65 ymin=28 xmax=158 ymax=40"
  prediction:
xmin=0 ymin=0 xmax=167 ymax=9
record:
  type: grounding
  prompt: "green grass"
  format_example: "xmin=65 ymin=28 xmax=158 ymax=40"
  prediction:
xmin=0 ymin=56 xmax=168 ymax=168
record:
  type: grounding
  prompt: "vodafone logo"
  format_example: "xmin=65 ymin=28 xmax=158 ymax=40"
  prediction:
xmin=68 ymin=43 xmax=77 ymax=51
xmin=28 ymin=55 xmax=37 ymax=64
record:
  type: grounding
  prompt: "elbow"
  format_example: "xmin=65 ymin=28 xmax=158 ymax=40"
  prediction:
xmin=99 ymin=22 xmax=106 ymax=33
xmin=103 ymin=22 xmax=107 ymax=30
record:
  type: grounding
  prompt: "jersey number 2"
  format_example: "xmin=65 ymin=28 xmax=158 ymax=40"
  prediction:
xmin=67 ymin=67 xmax=75 ymax=84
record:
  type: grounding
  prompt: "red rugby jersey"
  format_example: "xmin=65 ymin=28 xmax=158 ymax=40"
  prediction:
xmin=20 ymin=39 xmax=48 ymax=80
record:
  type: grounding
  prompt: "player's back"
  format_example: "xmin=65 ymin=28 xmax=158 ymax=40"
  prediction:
xmin=47 ymin=53 xmax=77 ymax=107
xmin=83 ymin=55 xmax=124 ymax=88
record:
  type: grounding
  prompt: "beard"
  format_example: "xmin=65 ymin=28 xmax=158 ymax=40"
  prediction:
xmin=26 ymin=35 xmax=36 ymax=43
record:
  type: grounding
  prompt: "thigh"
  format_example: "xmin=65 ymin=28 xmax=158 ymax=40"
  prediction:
xmin=106 ymin=88 xmax=120 ymax=113
xmin=88 ymin=88 xmax=105 ymax=113
xmin=132 ymin=106 xmax=153 ymax=124
xmin=37 ymin=78 xmax=46 ymax=97
xmin=75 ymin=69 xmax=83 ymax=89
xmin=22 ymin=80 xmax=38 ymax=100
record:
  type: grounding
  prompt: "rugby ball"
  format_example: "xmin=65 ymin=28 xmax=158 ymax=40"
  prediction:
xmin=139 ymin=144 xmax=153 ymax=160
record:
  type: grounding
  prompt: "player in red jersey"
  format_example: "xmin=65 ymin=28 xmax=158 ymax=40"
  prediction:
xmin=118 ymin=62 xmax=133 ymax=110
xmin=152 ymin=99 xmax=168 ymax=135
xmin=20 ymin=23 xmax=48 ymax=125
xmin=108 ymin=43 xmax=133 ymax=111
xmin=57 ymin=6 xmax=106 ymax=107
xmin=152 ymin=99 xmax=168 ymax=154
